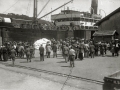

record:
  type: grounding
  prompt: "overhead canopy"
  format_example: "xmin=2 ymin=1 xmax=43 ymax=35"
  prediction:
xmin=93 ymin=30 xmax=119 ymax=36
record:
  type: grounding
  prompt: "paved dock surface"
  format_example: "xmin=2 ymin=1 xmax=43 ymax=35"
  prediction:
xmin=0 ymin=50 xmax=120 ymax=90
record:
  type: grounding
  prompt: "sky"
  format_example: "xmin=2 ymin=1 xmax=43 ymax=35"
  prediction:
xmin=0 ymin=0 xmax=120 ymax=21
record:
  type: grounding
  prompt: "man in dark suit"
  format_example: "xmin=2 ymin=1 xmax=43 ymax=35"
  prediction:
xmin=39 ymin=44 xmax=44 ymax=61
xmin=52 ymin=43 xmax=57 ymax=58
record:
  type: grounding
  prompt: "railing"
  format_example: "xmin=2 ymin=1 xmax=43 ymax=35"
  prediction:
xmin=14 ymin=24 xmax=98 ymax=31
xmin=57 ymin=25 xmax=98 ymax=31
xmin=80 ymin=26 xmax=98 ymax=30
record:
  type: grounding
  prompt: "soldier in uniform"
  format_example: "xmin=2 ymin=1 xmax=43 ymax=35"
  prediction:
xmin=25 ymin=45 xmax=31 ymax=62
xmin=63 ymin=44 xmax=69 ymax=62
xmin=46 ymin=44 xmax=52 ymax=58
xmin=2 ymin=44 xmax=8 ymax=61
xmin=52 ymin=43 xmax=57 ymax=58
xmin=39 ymin=44 xmax=44 ymax=61
xmin=10 ymin=46 xmax=16 ymax=66
xmin=69 ymin=46 xmax=75 ymax=67
xmin=89 ymin=43 xmax=95 ymax=58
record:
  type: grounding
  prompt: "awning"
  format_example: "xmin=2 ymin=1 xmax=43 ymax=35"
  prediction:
xmin=93 ymin=30 xmax=119 ymax=36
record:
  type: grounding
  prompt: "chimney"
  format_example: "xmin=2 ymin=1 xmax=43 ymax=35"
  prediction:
xmin=91 ymin=0 xmax=98 ymax=14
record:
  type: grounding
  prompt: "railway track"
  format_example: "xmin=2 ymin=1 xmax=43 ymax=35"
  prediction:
xmin=0 ymin=62 xmax=104 ymax=85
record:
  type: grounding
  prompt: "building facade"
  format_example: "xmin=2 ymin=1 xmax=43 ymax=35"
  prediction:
xmin=94 ymin=7 xmax=120 ymax=41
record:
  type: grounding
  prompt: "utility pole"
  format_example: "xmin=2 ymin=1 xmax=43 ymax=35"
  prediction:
xmin=33 ymin=0 xmax=37 ymax=23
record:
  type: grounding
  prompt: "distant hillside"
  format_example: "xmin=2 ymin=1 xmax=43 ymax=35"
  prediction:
xmin=0 ymin=13 xmax=54 ymax=26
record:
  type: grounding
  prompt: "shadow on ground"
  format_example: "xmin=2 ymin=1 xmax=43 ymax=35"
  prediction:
xmin=61 ymin=66 xmax=70 ymax=67
xmin=20 ymin=61 xmax=28 ymax=63
xmin=57 ymin=61 xmax=66 ymax=63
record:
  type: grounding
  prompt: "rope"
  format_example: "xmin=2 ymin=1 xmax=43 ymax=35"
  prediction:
xmin=61 ymin=67 xmax=73 ymax=90
xmin=39 ymin=0 xmax=73 ymax=19
xmin=3 ymin=0 xmax=20 ymax=14
xmin=37 ymin=0 xmax=50 ymax=18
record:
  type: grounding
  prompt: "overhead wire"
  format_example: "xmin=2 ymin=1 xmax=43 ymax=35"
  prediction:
xmin=51 ymin=1 xmax=73 ymax=29
xmin=37 ymin=0 xmax=50 ymax=18
xmin=39 ymin=0 xmax=73 ymax=19
xmin=3 ymin=0 xmax=20 ymax=14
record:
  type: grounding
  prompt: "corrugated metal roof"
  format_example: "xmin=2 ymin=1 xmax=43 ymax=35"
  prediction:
xmin=93 ymin=30 xmax=118 ymax=36
xmin=95 ymin=7 xmax=120 ymax=26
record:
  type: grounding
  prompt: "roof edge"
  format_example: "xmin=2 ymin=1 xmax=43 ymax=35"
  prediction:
xmin=95 ymin=7 xmax=120 ymax=26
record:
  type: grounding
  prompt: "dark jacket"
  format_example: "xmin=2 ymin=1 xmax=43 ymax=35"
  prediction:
xmin=39 ymin=46 xmax=44 ymax=55
xmin=52 ymin=45 xmax=57 ymax=52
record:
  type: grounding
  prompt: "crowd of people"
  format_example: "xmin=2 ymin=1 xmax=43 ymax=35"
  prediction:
xmin=39 ymin=38 xmax=120 ymax=67
xmin=0 ymin=38 xmax=120 ymax=67
xmin=0 ymin=41 xmax=35 ymax=65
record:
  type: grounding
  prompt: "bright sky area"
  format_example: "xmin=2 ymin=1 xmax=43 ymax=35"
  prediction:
xmin=0 ymin=0 xmax=120 ymax=21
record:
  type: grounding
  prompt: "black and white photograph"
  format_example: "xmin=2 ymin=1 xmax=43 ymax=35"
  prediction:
xmin=0 ymin=0 xmax=120 ymax=90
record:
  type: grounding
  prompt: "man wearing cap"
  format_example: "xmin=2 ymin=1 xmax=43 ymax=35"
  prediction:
xmin=46 ymin=44 xmax=52 ymax=58
xmin=52 ymin=43 xmax=57 ymax=58
xmin=25 ymin=45 xmax=31 ymax=62
xmin=69 ymin=46 xmax=75 ymax=67
xmin=10 ymin=46 xmax=16 ymax=66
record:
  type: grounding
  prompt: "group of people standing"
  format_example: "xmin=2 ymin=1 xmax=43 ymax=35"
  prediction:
xmin=0 ymin=38 xmax=120 ymax=67
xmin=0 ymin=41 xmax=35 ymax=65
xmin=38 ymin=38 xmax=120 ymax=67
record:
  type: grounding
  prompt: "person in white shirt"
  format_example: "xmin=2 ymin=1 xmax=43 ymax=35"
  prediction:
xmin=46 ymin=44 xmax=52 ymax=58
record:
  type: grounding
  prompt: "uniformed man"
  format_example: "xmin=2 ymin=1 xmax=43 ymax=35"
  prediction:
xmin=10 ymin=46 xmax=16 ymax=66
xmin=25 ymin=45 xmax=31 ymax=62
xmin=39 ymin=44 xmax=44 ymax=61
xmin=69 ymin=46 xmax=75 ymax=67
xmin=52 ymin=43 xmax=57 ymax=58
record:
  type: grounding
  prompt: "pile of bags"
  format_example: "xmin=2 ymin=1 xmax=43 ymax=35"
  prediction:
xmin=34 ymin=38 xmax=51 ymax=49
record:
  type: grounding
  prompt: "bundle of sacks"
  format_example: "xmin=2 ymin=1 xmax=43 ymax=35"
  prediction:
xmin=34 ymin=38 xmax=51 ymax=49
